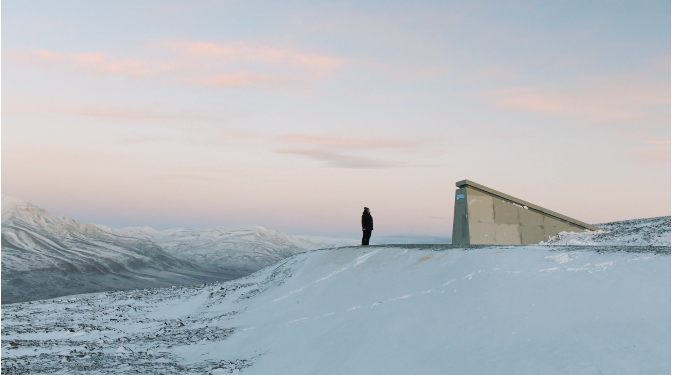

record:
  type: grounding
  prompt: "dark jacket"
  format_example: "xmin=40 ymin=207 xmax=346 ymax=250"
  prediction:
xmin=362 ymin=211 xmax=373 ymax=231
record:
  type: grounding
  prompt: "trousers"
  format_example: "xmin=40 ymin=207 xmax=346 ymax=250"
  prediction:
xmin=362 ymin=229 xmax=372 ymax=246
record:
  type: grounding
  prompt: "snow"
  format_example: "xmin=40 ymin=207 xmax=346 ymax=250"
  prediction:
xmin=2 ymin=243 xmax=669 ymax=374
xmin=1 ymin=195 xmax=34 ymax=221
xmin=118 ymin=226 xmax=333 ymax=272
xmin=544 ymin=216 xmax=670 ymax=246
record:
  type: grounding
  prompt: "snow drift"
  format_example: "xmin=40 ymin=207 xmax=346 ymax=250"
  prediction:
xmin=2 ymin=241 xmax=669 ymax=374
xmin=545 ymin=216 xmax=670 ymax=246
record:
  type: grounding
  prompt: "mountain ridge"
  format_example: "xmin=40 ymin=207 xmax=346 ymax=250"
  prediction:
xmin=1 ymin=197 xmax=342 ymax=303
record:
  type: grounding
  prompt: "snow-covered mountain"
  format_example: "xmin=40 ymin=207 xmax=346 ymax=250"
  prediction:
xmin=105 ymin=226 xmax=330 ymax=273
xmin=2 ymin=196 xmax=187 ymax=274
xmin=2 ymin=217 xmax=670 ymax=374
xmin=1 ymin=197 xmax=226 ymax=303
xmin=1 ymin=197 xmax=345 ymax=303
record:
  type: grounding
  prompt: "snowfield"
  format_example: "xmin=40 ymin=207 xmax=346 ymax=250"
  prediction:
xmin=2 ymin=243 xmax=669 ymax=374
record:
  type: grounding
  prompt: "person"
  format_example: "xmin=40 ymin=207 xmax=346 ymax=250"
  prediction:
xmin=361 ymin=207 xmax=373 ymax=246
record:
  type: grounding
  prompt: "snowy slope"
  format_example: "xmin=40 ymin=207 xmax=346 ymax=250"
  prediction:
xmin=2 ymin=243 xmax=669 ymax=374
xmin=545 ymin=216 xmax=670 ymax=246
xmin=2 ymin=197 xmax=341 ymax=303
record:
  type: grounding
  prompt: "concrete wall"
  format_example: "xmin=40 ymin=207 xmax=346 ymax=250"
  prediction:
xmin=452 ymin=180 xmax=599 ymax=245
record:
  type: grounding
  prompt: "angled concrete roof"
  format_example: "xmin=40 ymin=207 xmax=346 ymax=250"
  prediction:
xmin=455 ymin=179 xmax=600 ymax=231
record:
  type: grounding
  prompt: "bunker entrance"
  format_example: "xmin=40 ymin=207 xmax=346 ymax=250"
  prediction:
xmin=451 ymin=180 xmax=599 ymax=245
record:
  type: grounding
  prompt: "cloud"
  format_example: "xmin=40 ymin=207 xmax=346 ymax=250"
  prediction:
xmin=273 ymin=134 xmax=442 ymax=168
xmin=2 ymin=145 xmax=114 ymax=165
xmin=184 ymin=72 xmax=287 ymax=88
xmin=631 ymin=148 xmax=670 ymax=163
xmin=8 ymin=50 xmax=163 ymax=78
xmin=483 ymin=87 xmax=642 ymax=122
xmin=631 ymin=140 xmax=671 ymax=163
xmin=277 ymin=135 xmax=420 ymax=149
xmin=70 ymin=106 xmax=207 ymax=121
xmin=275 ymin=149 xmax=403 ymax=169
xmin=160 ymin=40 xmax=343 ymax=70
xmin=482 ymin=75 xmax=670 ymax=124
xmin=6 ymin=40 xmax=344 ymax=88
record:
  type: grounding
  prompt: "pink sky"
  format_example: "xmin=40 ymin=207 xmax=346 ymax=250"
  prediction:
xmin=2 ymin=1 xmax=670 ymax=236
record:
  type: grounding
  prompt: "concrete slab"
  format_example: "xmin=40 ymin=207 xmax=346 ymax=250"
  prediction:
xmin=493 ymin=198 xmax=520 ymax=225
xmin=520 ymin=223 xmax=546 ymax=244
xmin=469 ymin=223 xmax=497 ymax=245
xmin=494 ymin=224 xmax=522 ymax=245
xmin=467 ymin=190 xmax=495 ymax=225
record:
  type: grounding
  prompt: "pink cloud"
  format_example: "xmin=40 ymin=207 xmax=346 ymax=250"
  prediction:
xmin=485 ymin=87 xmax=569 ymax=114
xmin=5 ymin=40 xmax=344 ymax=88
xmin=161 ymin=40 xmax=343 ymax=70
xmin=52 ymin=106 xmax=212 ymax=122
xmin=9 ymin=50 xmax=161 ymax=78
xmin=77 ymin=107 xmax=176 ymax=120
xmin=483 ymin=75 xmax=670 ymax=124
xmin=631 ymin=148 xmax=671 ymax=163
xmin=631 ymin=140 xmax=671 ymax=163
xmin=184 ymin=72 xmax=286 ymax=88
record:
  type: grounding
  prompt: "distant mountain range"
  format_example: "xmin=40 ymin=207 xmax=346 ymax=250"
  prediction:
xmin=1 ymin=197 xmax=350 ymax=303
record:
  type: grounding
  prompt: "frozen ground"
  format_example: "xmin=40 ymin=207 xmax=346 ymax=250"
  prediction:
xmin=2 ymin=240 xmax=669 ymax=374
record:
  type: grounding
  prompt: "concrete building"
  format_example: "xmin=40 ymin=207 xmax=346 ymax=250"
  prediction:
xmin=452 ymin=180 xmax=599 ymax=245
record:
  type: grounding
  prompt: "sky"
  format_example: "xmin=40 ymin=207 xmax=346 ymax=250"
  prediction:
xmin=2 ymin=0 xmax=671 ymax=237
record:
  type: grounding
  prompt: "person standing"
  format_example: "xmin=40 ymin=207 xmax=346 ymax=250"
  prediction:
xmin=361 ymin=207 xmax=373 ymax=246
